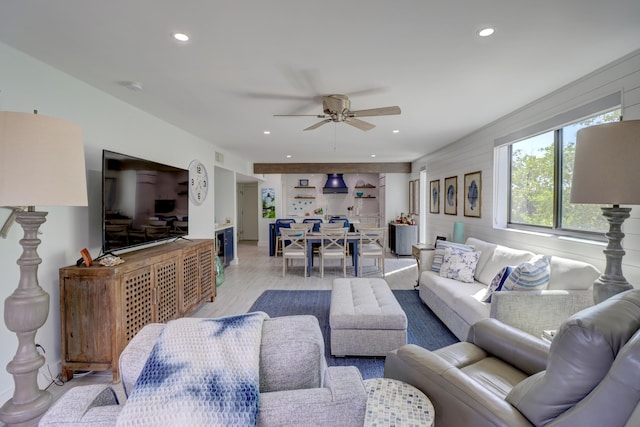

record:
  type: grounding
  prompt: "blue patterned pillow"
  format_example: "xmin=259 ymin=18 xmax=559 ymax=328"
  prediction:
xmin=439 ymin=248 xmax=481 ymax=283
xmin=483 ymin=265 xmax=514 ymax=302
xmin=502 ymin=256 xmax=552 ymax=291
xmin=431 ymin=241 xmax=475 ymax=273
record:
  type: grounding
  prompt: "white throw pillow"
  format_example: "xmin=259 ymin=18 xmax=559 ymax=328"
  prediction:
xmin=431 ymin=241 xmax=475 ymax=273
xmin=439 ymin=247 xmax=481 ymax=283
xmin=502 ymin=255 xmax=552 ymax=291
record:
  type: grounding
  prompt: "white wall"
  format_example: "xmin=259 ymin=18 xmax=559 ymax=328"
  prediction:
xmin=215 ymin=167 xmax=237 ymax=263
xmin=413 ymin=49 xmax=640 ymax=286
xmin=214 ymin=167 xmax=236 ymax=226
xmin=0 ymin=42 xmax=249 ymax=401
xmin=383 ymin=173 xmax=410 ymax=225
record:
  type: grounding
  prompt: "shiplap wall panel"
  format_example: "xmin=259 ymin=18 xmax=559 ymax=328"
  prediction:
xmin=414 ymin=49 xmax=640 ymax=286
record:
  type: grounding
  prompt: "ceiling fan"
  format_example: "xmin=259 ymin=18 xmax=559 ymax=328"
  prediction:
xmin=274 ymin=94 xmax=401 ymax=131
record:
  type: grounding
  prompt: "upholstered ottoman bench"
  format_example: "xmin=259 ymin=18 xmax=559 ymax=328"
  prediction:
xmin=330 ymin=278 xmax=407 ymax=357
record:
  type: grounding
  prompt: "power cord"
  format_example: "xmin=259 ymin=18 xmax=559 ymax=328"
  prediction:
xmin=36 ymin=344 xmax=65 ymax=390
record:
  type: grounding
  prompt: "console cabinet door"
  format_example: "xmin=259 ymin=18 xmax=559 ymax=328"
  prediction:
xmin=199 ymin=244 xmax=214 ymax=300
xmin=121 ymin=266 xmax=154 ymax=345
xmin=154 ymin=257 xmax=179 ymax=323
xmin=61 ymin=275 xmax=113 ymax=365
xmin=181 ymin=248 xmax=201 ymax=313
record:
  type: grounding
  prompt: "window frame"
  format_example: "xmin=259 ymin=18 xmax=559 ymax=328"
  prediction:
xmin=495 ymin=92 xmax=622 ymax=240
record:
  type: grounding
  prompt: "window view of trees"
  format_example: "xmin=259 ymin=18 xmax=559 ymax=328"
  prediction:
xmin=510 ymin=109 xmax=621 ymax=233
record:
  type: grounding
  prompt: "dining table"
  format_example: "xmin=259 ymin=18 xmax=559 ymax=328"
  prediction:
xmin=305 ymin=231 xmax=362 ymax=277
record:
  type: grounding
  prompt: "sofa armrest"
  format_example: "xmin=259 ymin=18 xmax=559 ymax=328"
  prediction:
xmin=468 ymin=318 xmax=549 ymax=375
xmin=384 ymin=345 xmax=533 ymax=427
xmin=257 ymin=366 xmax=367 ymax=427
xmin=119 ymin=323 xmax=164 ymax=396
xmin=39 ymin=384 xmax=121 ymax=426
xmin=490 ymin=290 xmax=594 ymax=337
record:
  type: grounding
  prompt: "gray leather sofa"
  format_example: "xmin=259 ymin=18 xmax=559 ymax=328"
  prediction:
xmin=39 ymin=315 xmax=367 ymax=426
xmin=384 ymin=289 xmax=640 ymax=427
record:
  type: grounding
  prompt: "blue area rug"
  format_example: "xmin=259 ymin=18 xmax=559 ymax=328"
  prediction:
xmin=248 ymin=289 xmax=458 ymax=379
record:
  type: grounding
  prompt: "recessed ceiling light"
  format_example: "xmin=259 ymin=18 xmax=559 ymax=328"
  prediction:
xmin=478 ymin=27 xmax=495 ymax=37
xmin=263 ymin=130 xmax=271 ymax=135
xmin=173 ymin=32 xmax=190 ymax=42
xmin=286 ymin=154 xmax=292 ymax=158
xmin=392 ymin=129 xmax=400 ymax=134
xmin=371 ymin=154 xmax=376 ymax=158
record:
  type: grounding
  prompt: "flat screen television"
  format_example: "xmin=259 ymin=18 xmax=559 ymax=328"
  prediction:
xmin=102 ymin=150 xmax=189 ymax=252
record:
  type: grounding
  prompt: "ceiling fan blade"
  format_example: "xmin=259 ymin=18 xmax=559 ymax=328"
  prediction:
xmin=345 ymin=118 xmax=375 ymax=131
xmin=348 ymin=106 xmax=401 ymax=117
xmin=304 ymin=119 xmax=332 ymax=131
xmin=346 ymin=87 xmax=388 ymax=97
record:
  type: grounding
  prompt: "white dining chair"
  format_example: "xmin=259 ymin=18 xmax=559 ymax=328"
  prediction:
xmin=353 ymin=222 xmax=377 ymax=232
xmin=319 ymin=228 xmax=348 ymax=278
xmin=291 ymin=222 xmax=313 ymax=232
xmin=280 ymin=227 xmax=308 ymax=277
xmin=319 ymin=222 xmax=344 ymax=230
xmin=358 ymin=227 xmax=386 ymax=276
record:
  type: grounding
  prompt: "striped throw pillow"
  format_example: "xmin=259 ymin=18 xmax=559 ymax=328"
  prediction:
xmin=502 ymin=255 xmax=551 ymax=291
xmin=431 ymin=241 xmax=475 ymax=273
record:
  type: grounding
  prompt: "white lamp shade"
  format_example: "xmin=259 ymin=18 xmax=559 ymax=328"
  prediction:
xmin=570 ymin=120 xmax=640 ymax=205
xmin=0 ymin=111 xmax=88 ymax=206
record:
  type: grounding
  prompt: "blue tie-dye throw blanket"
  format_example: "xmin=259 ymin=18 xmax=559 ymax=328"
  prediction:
xmin=117 ymin=312 xmax=269 ymax=427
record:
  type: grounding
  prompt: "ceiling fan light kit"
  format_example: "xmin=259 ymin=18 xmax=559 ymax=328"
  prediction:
xmin=275 ymin=93 xmax=401 ymax=131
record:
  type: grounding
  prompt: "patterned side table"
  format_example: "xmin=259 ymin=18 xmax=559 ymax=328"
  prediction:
xmin=364 ymin=378 xmax=435 ymax=427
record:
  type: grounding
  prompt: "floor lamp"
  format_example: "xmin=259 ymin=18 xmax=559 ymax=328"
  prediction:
xmin=0 ymin=111 xmax=87 ymax=426
xmin=570 ymin=119 xmax=640 ymax=304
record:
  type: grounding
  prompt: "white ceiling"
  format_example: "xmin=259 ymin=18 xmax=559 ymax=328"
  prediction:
xmin=1 ymin=1 xmax=639 ymax=165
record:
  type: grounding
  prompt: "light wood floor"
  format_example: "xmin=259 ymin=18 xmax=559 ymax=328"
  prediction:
xmin=45 ymin=241 xmax=418 ymax=404
xmin=194 ymin=241 xmax=418 ymax=318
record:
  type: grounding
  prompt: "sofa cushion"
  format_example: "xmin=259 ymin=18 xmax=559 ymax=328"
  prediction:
xmin=424 ymin=271 xmax=489 ymax=327
xmin=482 ymin=265 xmax=514 ymax=303
xmin=452 ymin=293 xmax=492 ymax=328
xmin=439 ymin=248 xmax=481 ymax=283
xmin=260 ymin=315 xmax=326 ymax=392
xmin=547 ymin=256 xmax=600 ymax=290
xmin=431 ymin=241 xmax=475 ymax=273
xmin=465 ymin=238 xmax=498 ymax=281
xmin=477 ymin=246 xmax=535 ymax=286
xmin=506 ymin=290 xmax=640 ymax=426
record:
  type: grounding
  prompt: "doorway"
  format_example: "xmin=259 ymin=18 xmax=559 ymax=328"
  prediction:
xmin=237 ymin=182 xmax=259 ymax=241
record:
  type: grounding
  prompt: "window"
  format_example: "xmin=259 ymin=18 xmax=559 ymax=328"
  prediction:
xmin=508 ymin=108 xmax=621 ymax=234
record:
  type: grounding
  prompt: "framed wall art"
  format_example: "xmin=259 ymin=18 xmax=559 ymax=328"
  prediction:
xmin=444 ymin=176 xmax=457 ymax=215
xmin=464 ymin=171 xmax=482 ymax=217
xmin=261 ymin=187 xmax=275 ymax=218
xmin=429 ymin=179 xmax=440 ymax=214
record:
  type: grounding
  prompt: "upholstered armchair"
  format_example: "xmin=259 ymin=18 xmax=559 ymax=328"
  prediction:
xmin=40 ymin=315 xmax=367 ymax=426
xmin=384 ymin=289 xmax=640 ymax=427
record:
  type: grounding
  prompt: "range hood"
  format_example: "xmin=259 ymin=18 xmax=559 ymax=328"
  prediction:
xmin=323 ymin=173 xmax=349 ymax=194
